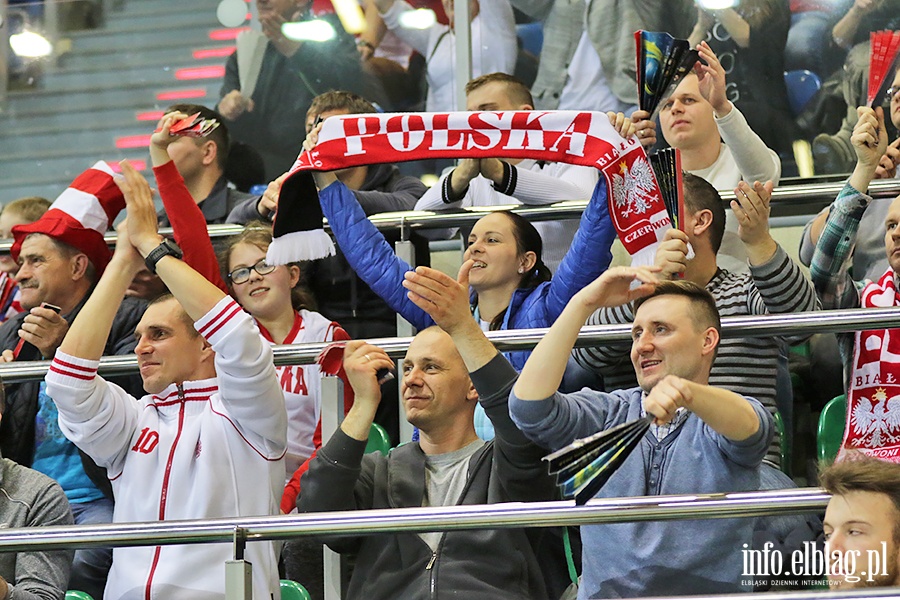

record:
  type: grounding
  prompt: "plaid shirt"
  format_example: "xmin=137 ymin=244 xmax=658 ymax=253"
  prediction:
xmin=641 ymin=392 xmax=689 ymax=441
xmin=808 ymin=182 xmax=878 ymax=367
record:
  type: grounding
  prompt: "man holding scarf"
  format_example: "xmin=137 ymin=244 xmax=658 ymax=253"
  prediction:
xmin=811 ymin=105 xmax=900 ymax=462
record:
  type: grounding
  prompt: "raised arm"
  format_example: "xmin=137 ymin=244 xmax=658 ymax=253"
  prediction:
xmin=810 ymin=107 xmax=887 ymax=310
xmin=514 ymin=266 xmax=659 ymax=401
xmin=149 ymin=112 xmax=227 ymax=292
xmin=378 ymin=0 xmax=433 ymax=55
xmin=696 ymin=42 xmax=781 ymax=184
xmin=317 ymin=179 xmax=434 ymax=330
xmin=543 ymin=178 xmax=618 ymax=321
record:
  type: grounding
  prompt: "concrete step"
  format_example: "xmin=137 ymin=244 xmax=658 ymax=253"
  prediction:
xmin=106 ymin=7 xmax=235 ymax=30
xmin=57 ymin=44 xmax=232 ymax=72
xmin=38 ymin=60 xmax=224 ymax=92
xmin=2 ymin=109 xmax=149 ymax=136
xmin=119 ymin=0 xmax=223 ymax=16
xmin=5 ymin=82 xmax=218 ymax=112
xmin=0 ymin=121 xmax=151 ymax=153
xmin=67 ymin=22 xmax=231 ymax=52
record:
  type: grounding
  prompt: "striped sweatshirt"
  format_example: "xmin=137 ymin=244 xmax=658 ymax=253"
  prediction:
xmin=573 ymin=245 xmax=818 ymax=467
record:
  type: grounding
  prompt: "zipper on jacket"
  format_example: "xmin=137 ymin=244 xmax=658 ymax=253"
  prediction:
xmin=146 ymin=385 xmax=187 ymax=600
xmin=427 ymin=550 xmax=438 ymax=598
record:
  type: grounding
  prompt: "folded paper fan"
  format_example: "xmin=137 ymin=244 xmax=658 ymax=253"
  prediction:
xmin=868 ymin=30 xmax=900 ymax=107
xmin=648 ymin=148 xmax=685 ymax=231
xmin=635 ymin=30 xmax=701 ymax=119
xmin=544 ymin=415 xmax=653 ymax=505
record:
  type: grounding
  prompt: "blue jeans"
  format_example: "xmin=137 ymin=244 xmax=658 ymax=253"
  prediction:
xmin=69 ymin=497 xmax=114 ymax=599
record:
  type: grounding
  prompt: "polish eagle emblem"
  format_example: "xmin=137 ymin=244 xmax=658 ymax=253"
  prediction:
xmin=851 ymin=388 xmax=900 ymax=447
xmin=611 ymin=157 xmax=657 ymax=217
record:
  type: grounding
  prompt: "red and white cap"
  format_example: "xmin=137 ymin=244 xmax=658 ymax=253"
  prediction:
xmin=11 ymin=161 xmax=125 ymax=275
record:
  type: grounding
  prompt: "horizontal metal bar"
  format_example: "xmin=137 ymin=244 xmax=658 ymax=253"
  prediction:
xmin=0 ymin=489 xmax=829 ymax=553
xmin=0 ymin=179 xmax=894 ymax=253
xmin=637 ymin=588 xmax=900 ymax=600
xmin=0 ymin=307 xmax=896 ymax=383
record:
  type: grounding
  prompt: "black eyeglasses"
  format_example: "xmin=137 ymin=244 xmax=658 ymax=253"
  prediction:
xmin=227 ymin=259 xmax=277 ymax=284
xmin=885 ymin=86 xmax=900 ymax=104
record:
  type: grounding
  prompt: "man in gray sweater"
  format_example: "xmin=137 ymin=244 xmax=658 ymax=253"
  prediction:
xmin=0 ymin=378 xmax=74 ymax=599
xmin=299 ymin=263 xmax=566 ymax=599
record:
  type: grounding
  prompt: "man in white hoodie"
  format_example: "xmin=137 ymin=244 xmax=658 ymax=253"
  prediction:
xmin=44 ymin=162 xmax=287 ymax=599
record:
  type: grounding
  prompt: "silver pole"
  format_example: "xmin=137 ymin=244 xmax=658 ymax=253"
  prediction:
xmin=224 ymin=528 xmax=252 ymax=600
xmin=318 ymin=375 xmax=344 ymax=600
xmin=394 ymin=238 xmax=416 ymax=443
xmin=637 ymin=588 xmax=900 ymax=600
xmin=0 ymin=489 xmax=829 ymax=552
xmin=3 ymin=308 xmax=899 ymax=383
xmin=452 ymin=0 xmax=472 ymax=111
xmin=0 ymin=165 xmax=887 ymax=253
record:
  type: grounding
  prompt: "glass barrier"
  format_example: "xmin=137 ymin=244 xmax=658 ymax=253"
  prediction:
xmin=1 ymin=0 xmax=897 ymax=208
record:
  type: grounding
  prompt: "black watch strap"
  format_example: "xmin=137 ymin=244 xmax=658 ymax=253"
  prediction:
xmin=144 ymin=239 xmax=183 ymax=274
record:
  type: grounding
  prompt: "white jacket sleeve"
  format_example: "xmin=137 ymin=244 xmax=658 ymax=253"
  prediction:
xmin=511 ymin=162 xmax=599 ymax=204
xmin=45 ymin=353 xmax=141 ymax=478
xmin=471 ymin=0 xmax=518 ymax=75
xmin=715 ymin=103 xmax=781 ymax=185
xmin=380 ymin=0 xmax=436 ymax=56
xmin=197 ymin=297 xmax=287 ymax=459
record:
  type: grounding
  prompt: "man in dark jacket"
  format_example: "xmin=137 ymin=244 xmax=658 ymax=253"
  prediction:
xmin=217 ymin=0 xmax=375 ymax=180
xmin=0 ymin=163 xmax=146 ymax=599
xmin=299 ymin=263 xmax=562 ymax=600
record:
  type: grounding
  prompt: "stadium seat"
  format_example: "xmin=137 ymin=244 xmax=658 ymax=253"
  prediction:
xmin=280 ymin=579 xmax=312 ymax=600
xmin=817 ymin=394 xmax=847 ymax=464
xmin=365 ymin=422 xmax=392 ymax=456
xmin=784 ymin=69 xmax=822 ymax=116
xmin=66 ymin=592 xmax=94 ymax=600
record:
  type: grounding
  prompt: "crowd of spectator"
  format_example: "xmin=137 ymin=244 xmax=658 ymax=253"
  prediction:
xmin=6 ymin=0 xmax=900 ymax=598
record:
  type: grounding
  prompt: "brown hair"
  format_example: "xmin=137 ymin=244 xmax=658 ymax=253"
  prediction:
xmin=148 ymin=293 xmax=199 ymax=338
xmin=219 ymin=222 xmax=316 ymax=312
xmin=2 ymin=196 xmax=51 ymax=223
xmin=307 ymin=90 xmax=377 ymax=125
xmin=473 ymin=211 xmax=551 ymax=331
xmin=633 ymin=279 xmax=721 ymax=336
xmin=165 ymin=103 xmax=230 ymax=171
xmin=465 ymin=72 xmax=534 ymax=107
xmin=821 ymin=455 xmax=900 ymax=544
xmin=682 ymin=173 xmax=726 ymax=253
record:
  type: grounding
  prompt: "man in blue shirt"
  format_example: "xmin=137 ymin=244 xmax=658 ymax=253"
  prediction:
xmin=510 ymin=268 xmax=773 ymax=598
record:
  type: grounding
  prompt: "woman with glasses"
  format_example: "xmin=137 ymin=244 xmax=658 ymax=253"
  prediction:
xmin=149 ymin=112 xmax=351 ymax=515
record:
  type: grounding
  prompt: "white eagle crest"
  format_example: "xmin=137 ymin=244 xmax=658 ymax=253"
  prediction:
xmin=612 ymin=157 xmax=657 ymax=217
xmin=851 ymin=388 xmax=900 ymax=448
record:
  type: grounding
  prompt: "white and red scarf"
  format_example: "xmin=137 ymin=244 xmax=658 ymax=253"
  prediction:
xmin=271 ymin=111 xmax=669 ymax=266
xmin=842 ymin=269 xmax=900 ymax=462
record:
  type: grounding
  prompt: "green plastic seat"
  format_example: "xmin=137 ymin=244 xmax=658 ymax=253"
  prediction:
xmin=66 ymin=592 xmax=94 ymax=600
xmin=773 ymin=410 xmax=790 ymax=475
xmin=365 ymin=422 xmax=392 ymax=456
xmin=280 ymin=579 xmax=311 ymax=600
xmin=817 ymin=394 xmax=847 ymax=464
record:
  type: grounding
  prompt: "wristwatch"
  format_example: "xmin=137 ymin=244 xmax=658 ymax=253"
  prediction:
xmin=144 ymin=238 xmax=183 ymax=274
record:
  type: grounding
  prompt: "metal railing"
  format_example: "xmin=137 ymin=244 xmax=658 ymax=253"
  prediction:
xmin=0 ymin=177 xmax=896 ymax=252
xmin=0 ymin=489 xmax=829 ymax=553
xmin=0 ymin=306 xmax=896 ymax=383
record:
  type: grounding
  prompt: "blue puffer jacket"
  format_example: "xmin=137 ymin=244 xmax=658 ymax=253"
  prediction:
xmin=318 ymin=177 xmax=617 ymax=373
